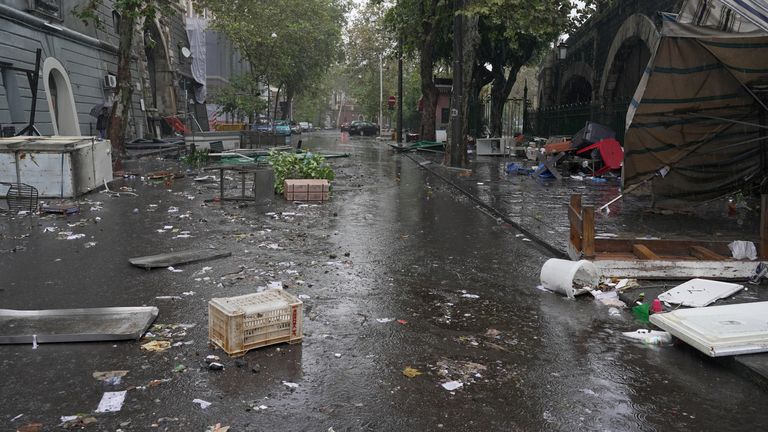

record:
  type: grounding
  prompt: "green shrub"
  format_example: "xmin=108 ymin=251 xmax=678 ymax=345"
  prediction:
xmin=267 ymin=151 xmax=335 ymax=193
xmin=183 ymin=148 xmax=209 ymax=168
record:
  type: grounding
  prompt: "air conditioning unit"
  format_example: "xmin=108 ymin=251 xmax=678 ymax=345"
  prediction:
xmin=104 ymin=74 xmax=117 ymax=88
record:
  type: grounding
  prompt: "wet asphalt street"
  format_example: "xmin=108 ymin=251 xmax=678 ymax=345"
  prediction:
xmin=1 ymin=131 xmax=768 ymax=431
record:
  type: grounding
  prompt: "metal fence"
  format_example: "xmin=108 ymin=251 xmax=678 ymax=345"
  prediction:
xmin=527 ymin=100 xmax=630 ymax=141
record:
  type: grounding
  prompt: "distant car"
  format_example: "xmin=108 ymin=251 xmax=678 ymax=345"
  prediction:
xmin=308 ymin=123 xmax=314 ymax=132
xmin=299 ymin=122 xmax=310 ymax=132
xmin=273 ymin=120 xmax=291 ymax=136
xmin=290 ymin=122 xmax=302 ymax=135
xmin=251 ymin=117 xmax=273 ymax=133
xmin=340 ymin=122 xmax=350 ymax=132
xmin=349 ymin=121 xmax=379 ymax=136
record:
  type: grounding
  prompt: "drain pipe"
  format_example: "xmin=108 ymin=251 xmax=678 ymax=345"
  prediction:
xmin=403 ymin=152 xmax=568 ymax=259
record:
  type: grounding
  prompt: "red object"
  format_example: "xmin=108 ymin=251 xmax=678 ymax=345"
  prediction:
xmin=387 ymin=95 xmax=396 ymax=108
xmin=576 ymin=138 xmax=624 ymax=176
xmin=651 ymin=298 xmax=663 ymax=313
xmin=397 ymin=319 xmax=408 ymax=325
xmin=164 ymin=116 xmax=191 ymax=135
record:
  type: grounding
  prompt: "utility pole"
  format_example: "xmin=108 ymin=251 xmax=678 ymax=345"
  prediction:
xmin=397 ymin=37 xmax=403 ymax=144
xmin=379 ymin=54 xmax=384 ymax=137
xmin=448 ymin=0 xmax=464 ymax=166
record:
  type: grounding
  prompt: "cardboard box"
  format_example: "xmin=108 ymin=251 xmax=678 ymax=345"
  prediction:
xmin=284 ymin=179 xmax=330 ymax=201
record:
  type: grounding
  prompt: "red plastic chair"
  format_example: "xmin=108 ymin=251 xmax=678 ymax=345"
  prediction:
xmin=576 ymin=138 xmax=623 ymax=176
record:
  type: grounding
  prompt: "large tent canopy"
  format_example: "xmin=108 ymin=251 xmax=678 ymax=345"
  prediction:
xmin=623 ymin=0 xmax=768 ymax=207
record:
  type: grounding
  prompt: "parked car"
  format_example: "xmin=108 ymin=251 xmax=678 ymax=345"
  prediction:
xmin=290 ymin=121 xmax=302 ymax=135
xmin=349 ymin=120 xmax=379 ymax=136
xmin=251 ymin=117 xmax=273 ymax=133
xmin=299 ymin=122 xmax=310 ymax=132
xmin=273 ymin=120 xmax=291 ymax=136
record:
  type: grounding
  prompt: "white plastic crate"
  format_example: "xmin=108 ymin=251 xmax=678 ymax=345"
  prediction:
xmin=208 ymin=289 xmax=303 ymax=356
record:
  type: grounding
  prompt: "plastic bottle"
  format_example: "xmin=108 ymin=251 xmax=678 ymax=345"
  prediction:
xmin=651 ymin=298 xmax=663 ymax=313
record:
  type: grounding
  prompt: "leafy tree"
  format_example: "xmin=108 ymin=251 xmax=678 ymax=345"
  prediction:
xmin=210 ymin=74 xmax=267 ymax=123
xmin=199 ymin=0 xmax=345 ymax=120
xmin=381 ymin=0 xmax=453 ymax=142
xmin=74 ymin=0 xmax=174 ymax=168
xmin=467 ymin=0 xmax=571 ymax=138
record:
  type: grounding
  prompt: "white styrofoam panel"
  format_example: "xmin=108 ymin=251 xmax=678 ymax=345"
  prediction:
xmin=658 ymin=278 xmax=744 ymax=307
xmin=650 ymin=302 xmax=768 ymax=357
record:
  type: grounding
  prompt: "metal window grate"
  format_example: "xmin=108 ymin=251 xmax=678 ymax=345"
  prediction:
xmin=1 ymin=182 xmax=39 ymax=214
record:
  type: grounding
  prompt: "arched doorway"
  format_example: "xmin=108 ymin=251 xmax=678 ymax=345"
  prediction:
xmin=143 ymin=20 xmax=176 ymax=135
xmin=42 ymin=57 xmax=81 ymax=136
xmin=604 ymin=37 xmax=651 ymax=102
xmin=561 ymin=75 xmax=593 ymax=105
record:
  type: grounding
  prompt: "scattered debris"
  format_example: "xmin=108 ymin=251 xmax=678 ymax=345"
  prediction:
xmin=95 ymin=390 xmax=127 ymax=413
xmin=403 ymin=366 xmax=423 ymax=378
xmin=441 ymin=381 xmax=463 ymax=391
xmin=141 ymin=340 xmax=171 ymax=352
xmin=622 ymin=329 xmax=672 ymax=345
xmin=192 ymin=399 xmax=212 ymax=409
xmin=282 ymin=381 xmax=299 ymax=389
xmin=92 ymin=370 xmax=128 ymax=385
xmin=728 ymin=240 xmax=757 ymax=260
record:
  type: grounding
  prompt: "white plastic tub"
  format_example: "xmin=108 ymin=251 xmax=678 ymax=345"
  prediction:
xmin=540 ymin=259 xmax=601 ymax=298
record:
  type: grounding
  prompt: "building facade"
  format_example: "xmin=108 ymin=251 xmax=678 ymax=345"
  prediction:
xmin=0 ymin=0 xmax=205 ymax=139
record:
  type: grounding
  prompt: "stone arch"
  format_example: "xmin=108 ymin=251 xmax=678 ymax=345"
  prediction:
xmin=42 ymin=57 xmax=81 ymax=136
xmin=560 ymin=61 xmax=595 ymax=104
xmin=599 ymin=13 xmax=660 ymax=102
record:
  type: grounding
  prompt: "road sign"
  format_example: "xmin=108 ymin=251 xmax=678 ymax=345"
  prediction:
xmin=387 ymin=95 xmax=396 ymax=108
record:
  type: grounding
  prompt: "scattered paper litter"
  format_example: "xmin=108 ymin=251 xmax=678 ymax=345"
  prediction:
xmin=282 ymin=381 xmax=299 ymax=389
xmin=192 ymin=398 xmax=212 ymax=409
xmin=95 ymin=391 xmax=127 ymax=413
xmin=375 ymin=318 xmax=395 ymax=323
xmin=66 ymin=233 xmax=86 ymax=240
xmin=298 ymin=294 xmax=311 ymax=300
xmin=167 ymin=266 xmax=183 ymax=273
xmin=267 ymin=281 xmax=283 ymax=290
xmin=461 ymin=293 xmax=480 ymax=299
xmin=167 ymin=207 xmax=179 ymax=213
xmin=441 ymin=381 xmax=463 ymax=391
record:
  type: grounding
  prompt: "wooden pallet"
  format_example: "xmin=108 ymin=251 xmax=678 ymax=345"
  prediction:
xmin=567 ymin=194 xmax=766 ymax=280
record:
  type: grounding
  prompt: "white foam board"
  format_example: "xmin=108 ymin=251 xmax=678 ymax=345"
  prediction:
xmin=650 ymin=302 xmax=768 ymax=357
xmin=657 ymin=278 xmax=744 ymax=307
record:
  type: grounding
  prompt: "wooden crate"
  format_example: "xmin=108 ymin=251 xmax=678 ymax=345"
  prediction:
xmin=208 ymin=289 xmax=303 ymax=356
xmin=284 ymin=179 xmax=330 ymax=202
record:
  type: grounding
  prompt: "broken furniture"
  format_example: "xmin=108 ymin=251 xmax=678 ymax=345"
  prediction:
xmin=532 ymin=137 xmax=573 ymax=180
xmin=202 ymin=163 xmax=276 ymax=202
xmin=129 ymin=248 xmax=231 ymax=269
xmin=650 ymin=301 xmax=768 ymax=357
xmin=0 ymin=182 xmax=38 ymax=213
xmin=567 ymin=193 xmax=767 ymax=279
xmin=575 ymin=138 xmax=624 ymax=176
xmin=0 ymin=306 xmax=158 ymax=344
xmin=0 ymin=136 xmax=113 ymax=197
xmin=209 ymin=289 xmax=303 ymax=356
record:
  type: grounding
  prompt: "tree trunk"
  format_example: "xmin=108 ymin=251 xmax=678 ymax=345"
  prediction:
xmin=273 ymin=83 xmax=282 ymax=120
xmin=418 ymin=0 xmax=440 ymax=143
xmin=283 ymin=85 xmax=294 ymax=121
xmin=109 ymin=13 xmax=136 ymax=170
xmin=489 ymin=63 xmax=521 ymax=138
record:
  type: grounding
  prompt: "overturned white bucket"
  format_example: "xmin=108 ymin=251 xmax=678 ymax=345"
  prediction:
xmin=540 ymin=259 xmax=601 ymax=298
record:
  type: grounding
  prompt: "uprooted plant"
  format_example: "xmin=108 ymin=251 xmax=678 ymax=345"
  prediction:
xmin=267 ymin=151 xmax=335 ymax=193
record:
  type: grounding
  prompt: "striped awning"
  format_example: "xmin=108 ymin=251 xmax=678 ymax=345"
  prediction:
xmin=678 ymin=0 xmax=767 ymax=33
xmin=623 ymin=17 xmax=768 ymax=207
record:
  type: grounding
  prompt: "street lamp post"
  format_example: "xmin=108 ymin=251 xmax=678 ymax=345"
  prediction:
xmin=379 ymin=54 xmax=383 ymax=137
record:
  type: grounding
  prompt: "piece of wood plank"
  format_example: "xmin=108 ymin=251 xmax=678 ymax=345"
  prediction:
xmin=633 ymin=244 xmax=660 ymax=260
xmin=591 ymin=259 xmax=764 ymax=280
xmin=582 ymin=206 xmax=595 ymax=258
xmin=690 ymin=245 xmax=726 ymax=261
xmin=594 ymin=238 xmax=733 ymax=256
xmin=129 ymin=249 xmax=231 ymax=269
